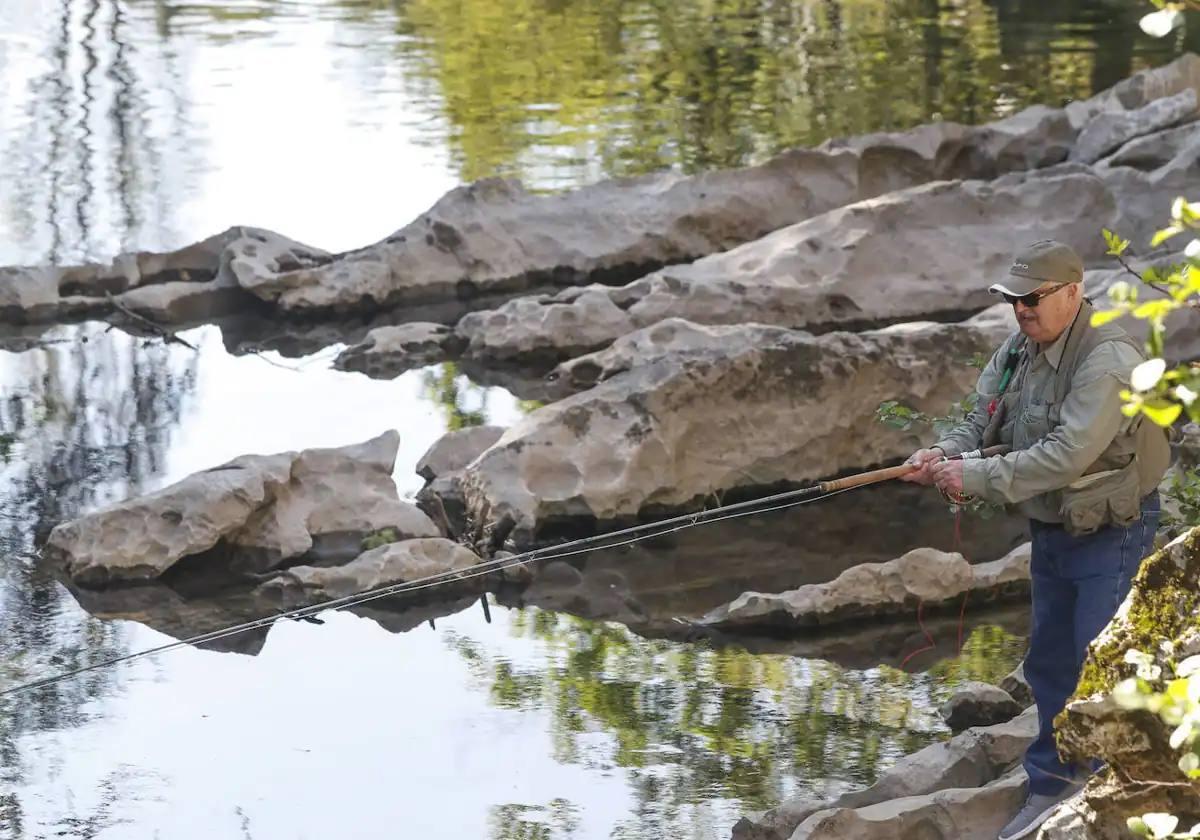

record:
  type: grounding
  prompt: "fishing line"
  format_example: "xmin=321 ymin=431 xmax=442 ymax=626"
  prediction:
xmin=0 ymin=483 xmax=864 ymax=698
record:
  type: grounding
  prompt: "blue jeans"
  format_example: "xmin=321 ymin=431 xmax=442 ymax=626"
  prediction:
xmin=1023 ymin=492 xmax=1160 ymax=795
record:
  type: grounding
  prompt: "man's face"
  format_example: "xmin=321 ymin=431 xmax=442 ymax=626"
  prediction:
xmin=1013 ymin=282 xmax=1081 ymax=344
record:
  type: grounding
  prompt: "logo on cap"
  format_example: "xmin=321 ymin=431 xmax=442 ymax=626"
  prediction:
xmin=1012 ymin=262 xmax=1030 ymax=270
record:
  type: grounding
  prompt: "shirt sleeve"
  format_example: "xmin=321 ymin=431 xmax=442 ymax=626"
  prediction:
xmin=961 ymin=341 xmax=1142 ymax=504
xmin=932 ymin=339 xmax=1009 ymax=457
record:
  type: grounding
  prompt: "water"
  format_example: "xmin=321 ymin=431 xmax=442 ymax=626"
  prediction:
xmin=0 ymin=0 xmax=1190 ymax=837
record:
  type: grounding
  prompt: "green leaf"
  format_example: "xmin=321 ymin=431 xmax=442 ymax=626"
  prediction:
xmin=1152 ymin=225 xmax=1183 ymax=248
xmin=1104 ymin=228 xmax=1130 ymax=256
xmin=1143 ymin=399 xmax=1184 ymax=427
xmin=1133 ymin=300 xmax=1178 ymax=323
xmin=1091 ymin=309 xmax=1126 ymax=327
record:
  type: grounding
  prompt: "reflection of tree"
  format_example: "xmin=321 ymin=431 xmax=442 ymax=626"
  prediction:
xmin=0 ymin=328 xmax=199 ymax=809
xmin=387 ymin=0 xmax=1195 ymax=187
xmin=449 ymin=606 xmax=1025 ymax=835
xmin=421 ymin=363 xmax=489 ymax=430
xmin=489 ymin=800 xmax=579 ymax=840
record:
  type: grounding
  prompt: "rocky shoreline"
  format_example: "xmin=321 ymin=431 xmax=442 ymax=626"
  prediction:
xmin=13 ymin=52 xmax=1200 ymax=840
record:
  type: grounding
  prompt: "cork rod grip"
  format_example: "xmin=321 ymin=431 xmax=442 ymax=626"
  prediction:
xmin=815 ymin=445 xmax=1010 ymax=494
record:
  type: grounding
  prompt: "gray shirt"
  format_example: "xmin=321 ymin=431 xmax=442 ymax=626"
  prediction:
xmin=934 ymin=323 xmax=1143 ymax=523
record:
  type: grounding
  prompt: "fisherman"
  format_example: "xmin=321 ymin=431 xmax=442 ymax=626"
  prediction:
xmin=901 ymin=240 xmax=1171 ymax=840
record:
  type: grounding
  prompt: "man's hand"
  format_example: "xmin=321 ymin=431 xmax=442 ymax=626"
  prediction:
xmin=931 ymin=459 xmax=965 ymax=496
xmin=900 ymin=448 xmax=943 ymax=485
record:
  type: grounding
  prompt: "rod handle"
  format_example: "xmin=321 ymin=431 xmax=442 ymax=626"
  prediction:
xmin=815 ymin=445 xmax=1010 ymax=494
xmin=818 ymin=463 xmax=915 ymax=493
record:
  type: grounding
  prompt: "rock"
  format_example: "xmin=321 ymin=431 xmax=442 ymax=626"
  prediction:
xmin=999 ymin=662 xmax=1034 ymax=708
xmin=1070 ymin=89 xmax=1198 ymax=165
xmin=415 ymin=425 xmax=506 ymax=482
xmin=454 ymin=171 xmax=1117 ymax=376
xmin=1066 ymin=53 xmax=1200 ymax=129
xmin=1099 ymin=119 xmax=1200 ymax=247
xmin=43 ymin=431 xmax=439 ymax=586
xmin=699 ymin=543 xmax=1031 ymax=632
xmin=940 ymin=682 xmax=1024 ymax=732
xmin=456 ymin=319 xmax=1002 ymax=548
xmin=790 ymin=769 xmax=1027 ymax=840
xmin=333 ymin=322 xmax=465 ymax=378
xmin=259 ymin=537 xmax=484 ymax=602
xmin=1102 ymin=121 xmax=1200 ymax=172
xmin=733 ymin=707 xmax=1037 ymax=840
xmin=1053 ymin=527 xmax=1200 ymax=833
xmin=413 ymin=425 xmax=507 ymax=538
xmin=0 ymin=226 xmax=329 ymax=326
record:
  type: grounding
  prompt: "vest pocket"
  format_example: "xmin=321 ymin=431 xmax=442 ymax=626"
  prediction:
xmin=1059 ymin=459 xmax=1142 ymax=536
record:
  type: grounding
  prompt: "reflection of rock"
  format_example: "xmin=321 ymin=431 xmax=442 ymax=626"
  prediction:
xmin=1044 ymin=527 xmax=1200 ymax=835
xmin=503 ymin=481 xmax=1028 ymax=626
xmin=45 ymin=431 xmax=439 ymax=586
xmin=258 ymin=538 xmax=485 ymax=603
xmin=700 ymin=544 xmax=1031 ymax=632
xmin=66 ymin=579 xmax=477 ymax=654
xmin=334 ymin=322 xmax=465 ymax=378
xmin=791 ymin=771 xmax=1027 ymax=840
xmin=453 ymin=171 xmax=1114 ymax=374
xmin=939 ymin=682 xmax=1023 ymax=732
xmin=734 ymin=707 xmax=1036 ymax=840
xmin=458 ymin=320 xmax=1002 ymax=548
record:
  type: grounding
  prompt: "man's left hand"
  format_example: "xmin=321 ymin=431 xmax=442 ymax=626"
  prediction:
xmin=931 ymin=459 xmax=964 ymax=495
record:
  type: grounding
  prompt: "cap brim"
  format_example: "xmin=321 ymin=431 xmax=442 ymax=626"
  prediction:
xmin=989 ymin=274 xmax=1045 ymax=297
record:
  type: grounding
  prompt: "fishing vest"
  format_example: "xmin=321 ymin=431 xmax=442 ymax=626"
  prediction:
xmin=982 ymin=301 xmax=1171 ymax=535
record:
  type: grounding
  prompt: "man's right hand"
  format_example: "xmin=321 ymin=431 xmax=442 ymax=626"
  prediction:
xmin=900 ymin=447 xmax=944 ymax=485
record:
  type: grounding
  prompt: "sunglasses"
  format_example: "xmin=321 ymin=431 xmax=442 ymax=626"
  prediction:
xmin=1000 ymin=283 xmax=1073 ymax=308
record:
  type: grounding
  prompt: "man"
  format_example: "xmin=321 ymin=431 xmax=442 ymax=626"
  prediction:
xmin=902 ymin=240 xmax=1170 ymax=840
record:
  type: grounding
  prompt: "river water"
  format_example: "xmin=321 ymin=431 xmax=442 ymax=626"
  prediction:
xmin=0 ymin=2 xmax=1193 ymax=838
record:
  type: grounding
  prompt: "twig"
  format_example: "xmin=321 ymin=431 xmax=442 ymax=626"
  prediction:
xmin=1116 ymin=767 xmax=1200 ymax=791
xmin=1114 ymin=252 xmax=1174 ymax=301
xmin=104 ymin=293 xmax=197 ymax=351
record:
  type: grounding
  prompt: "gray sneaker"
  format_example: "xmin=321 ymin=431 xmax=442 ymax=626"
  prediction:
xmin=997 ymin=784 xmax=1083 ymax=840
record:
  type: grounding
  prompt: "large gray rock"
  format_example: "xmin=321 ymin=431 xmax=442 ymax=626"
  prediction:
xmin=790 ymin=770 xmax=1027 ymax=840
xmin=453 ymin=171 xmax=1116 ymax=374
xmin=1070 ymin=89 xmax=1197 ymax=165
xmin=734 ymin=707 xmax=1037 ymax=840
xmin=999 ymin=662 xmax=1034 ymax=709
xmin=940 ymin=682 xmax=1024 ymax=732
xmin=456 ymin=319 xmax=1002 ymax=548
xmin=1066 ymin=53 xmax=1200 ymax=129
xmin=414 ymin=425 xmax=507 ymax=538
xmin=44 ymin=431 xmax=439 ymax=586
xmin=700 ymin=543 xmax=1031 ymax=632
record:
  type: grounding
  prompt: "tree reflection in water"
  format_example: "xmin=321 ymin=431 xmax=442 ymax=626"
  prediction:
xmin=449 ymin=603 xmax=1025 ymax=838
xmin=0 ymin=326 xmax=199 ymax=833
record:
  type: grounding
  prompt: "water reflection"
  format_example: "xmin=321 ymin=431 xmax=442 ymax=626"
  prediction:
xmin=450 ymin=605 xmax=1025 ymax=836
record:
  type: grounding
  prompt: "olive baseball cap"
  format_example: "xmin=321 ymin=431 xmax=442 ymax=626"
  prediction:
xmin=989 ymin=240 xmax=1084 ymax=297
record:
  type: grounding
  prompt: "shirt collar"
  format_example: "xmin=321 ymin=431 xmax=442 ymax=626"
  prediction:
xmin=1037 ymin=306 xmax=1084 ymax=370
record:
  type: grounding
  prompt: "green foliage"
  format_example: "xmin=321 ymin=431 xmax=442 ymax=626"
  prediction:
xmin=1162 ymin=468 xmax=1200 ymax=530
xmin=1115 ymin=647 xmax=1200 ymax=837
xmin=1093 ymin=202 xmax=1200 ymax=429
xmin=876 ymin=392 xmax=979 ymax=440
xmin=360 ymin=527 xmax=400 ymax=551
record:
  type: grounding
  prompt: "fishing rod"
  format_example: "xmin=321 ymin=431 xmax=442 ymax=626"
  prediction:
xmin=0 ymin=445 xmax=1007 ymax=698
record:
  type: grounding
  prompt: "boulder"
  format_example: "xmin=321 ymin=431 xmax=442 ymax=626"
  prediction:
xmin=452 ymin=170 xmax=1117 ymax=375
xmin=1066 ymin=53 xmax=1200 ymax=129
xmin=43 ymin=431 xmax=439 ymax=586
xmin=413 ymin=425 xmax=507 ymax=538
xmin=940 ymin=682 xmax=1024 ymax=732
xmin=790 ymin=770 xmax=1027 ymax=840
xmin=258 ymin=537 xmax=484 ymax=603
xmin=1048 ymin=527 xmax=1200 ymax=833
xmin=455 ymin=319 xmax=1003 ymax=548
xmin=415 ymin=425 xmax=506 ymax=482
xmin=999 ymin=662 xmax=1034 ymax=709
xmin=699 ymin=543 xmax=1031 ymax=632
xmin=733 ymin=707 xmax=1037 ymax=840
xmin=1070 ymin=89 xmax=1197 ymax=165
